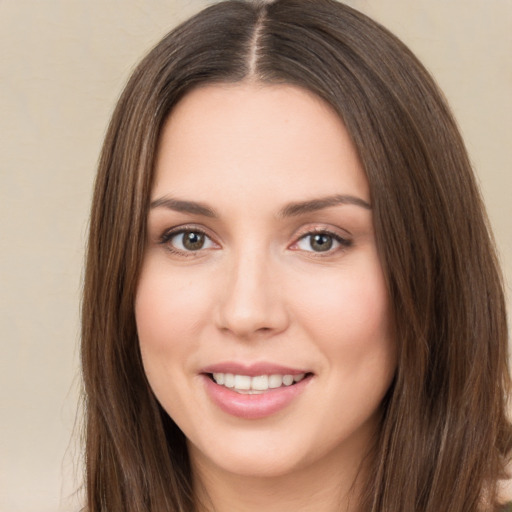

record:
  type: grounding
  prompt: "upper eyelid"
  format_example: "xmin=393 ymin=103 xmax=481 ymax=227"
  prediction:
xmin=160 ymin=224 xmax=215 ymax=240
xmin=292 ymin=231 xmax=350 ymax=247
xmin=291 ymin=223 xmax=352 ymax=240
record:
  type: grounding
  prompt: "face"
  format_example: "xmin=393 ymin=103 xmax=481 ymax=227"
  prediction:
xmin=136 ymin=83 xmax=396 ymax=481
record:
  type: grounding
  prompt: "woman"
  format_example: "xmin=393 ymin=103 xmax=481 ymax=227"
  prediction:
xmin=81 ymin=0 xmax=511 ymax=510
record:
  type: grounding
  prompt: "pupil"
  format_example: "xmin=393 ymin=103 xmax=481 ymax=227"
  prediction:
xmin=311 ymin=234 xmax=333 ymax=252
xmin=183 ymin=232 xmax=204 ymax=250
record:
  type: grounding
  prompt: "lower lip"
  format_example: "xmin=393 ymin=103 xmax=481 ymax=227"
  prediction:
xmin=202 ymin=375 xmax=312 ymax=420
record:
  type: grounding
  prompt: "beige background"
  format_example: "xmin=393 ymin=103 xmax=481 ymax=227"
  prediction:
xmin=0 ymin=1 xmax=510 ymax=511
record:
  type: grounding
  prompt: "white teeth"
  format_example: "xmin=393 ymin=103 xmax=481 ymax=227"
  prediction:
xmin=282 ymin=375 xmax=294 ymax=386
xmin=251 ymin=375 xmax=269 ymax=390
xmin=269 ymin=374 xmax=283 ymax=388
xmin=212 ymin=372 xmax=224 ymax=385
xmin=234 ymin=375 xmax=251 ymax=390
xmin=211 ymin=372 xmax=307 ymax=393
xmin=224 ymin=373 xmax=235 ymax=388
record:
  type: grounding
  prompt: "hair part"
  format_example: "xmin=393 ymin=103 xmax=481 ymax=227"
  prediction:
xmin=81 ymin=1 xmax=511 ymax=510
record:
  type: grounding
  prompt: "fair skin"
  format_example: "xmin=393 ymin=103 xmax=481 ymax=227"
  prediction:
xmin=135 ymin=83 xmax=396 ymax=512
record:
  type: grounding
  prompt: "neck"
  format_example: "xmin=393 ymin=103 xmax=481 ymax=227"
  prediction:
xmin=190 ymin=441 xmax=370 ymax=512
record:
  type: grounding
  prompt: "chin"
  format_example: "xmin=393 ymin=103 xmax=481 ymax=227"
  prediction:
xmin=189 ymin=439 xmax=309 ymax=479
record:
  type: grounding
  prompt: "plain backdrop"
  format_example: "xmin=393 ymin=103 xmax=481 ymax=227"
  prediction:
xmin=0 ymin=1 xmax=510 ymax=511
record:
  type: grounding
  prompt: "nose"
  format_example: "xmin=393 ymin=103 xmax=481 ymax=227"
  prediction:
xmin=215 ymin=249 xmax=289 ymax=339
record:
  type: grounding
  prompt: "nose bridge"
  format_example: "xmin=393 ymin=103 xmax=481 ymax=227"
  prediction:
xmin=216 ymin=243 xmax=287 ymax=337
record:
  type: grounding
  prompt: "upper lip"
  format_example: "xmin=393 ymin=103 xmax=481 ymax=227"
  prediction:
xmin=200 ymin=362 xmax=311 ymax=377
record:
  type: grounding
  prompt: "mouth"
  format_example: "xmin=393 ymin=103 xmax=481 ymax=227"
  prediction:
xmin=200 ymin=362 xmax=314 ymax=418
xmin=206 ymin=372 xmax=312 ymax=394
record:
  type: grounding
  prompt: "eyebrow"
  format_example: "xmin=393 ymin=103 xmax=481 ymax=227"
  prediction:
xmin=149 ymin=194 xmax=371 ymax=218
xmin=278 ymin=194 xmax=372 ymax=217
xmin=150 ymin=197 xmax=217 ymax=217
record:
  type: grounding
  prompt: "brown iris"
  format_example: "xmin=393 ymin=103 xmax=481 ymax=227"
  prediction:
xmin=310 ymin=234 xmax=333 ymax=252
xmin=182 ymin=231 xmax=205 ymax=251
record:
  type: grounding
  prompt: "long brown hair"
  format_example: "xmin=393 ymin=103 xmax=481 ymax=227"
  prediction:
xmin=81 ymin=1 xmax=511 ymax=510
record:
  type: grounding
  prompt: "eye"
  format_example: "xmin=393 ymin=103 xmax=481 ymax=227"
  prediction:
xmin=161 ymin=229 xmax=216 ymax=253
xmin=293 ymin=231 xmax=351 ymax=253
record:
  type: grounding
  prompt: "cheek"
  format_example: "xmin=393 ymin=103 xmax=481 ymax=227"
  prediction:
xmin=134 ymin=259 xmax=215 ymax=415
xmin=134 ymin=260 xmax=219 ymax=402
xmin=135 ymin=260 xmax=211 ymax=352
xmin=291 ymin=260 xmax=391 ymax=349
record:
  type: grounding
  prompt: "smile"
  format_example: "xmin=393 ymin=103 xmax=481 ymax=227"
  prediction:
xmin=210 ymin=372 xmax=308 ymax=394
xmin=201 ymin=364 xmax=314 ymax=419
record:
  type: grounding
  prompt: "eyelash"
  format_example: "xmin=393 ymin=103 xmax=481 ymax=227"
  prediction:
xmin=291 ymin=227 xmax=352 ymax=255
xmin=159 ymin=225 xmax=215 ymax=258
xmin=158 ymin=225 xmax=352 ymax=257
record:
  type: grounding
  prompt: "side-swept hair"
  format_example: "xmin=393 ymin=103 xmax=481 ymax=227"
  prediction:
xmin=81 ymin=1 xmax=511 ymax=510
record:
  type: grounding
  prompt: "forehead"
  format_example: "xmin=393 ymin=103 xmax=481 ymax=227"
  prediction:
xmin=152 ymin=82 xmax=369 ymax=207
